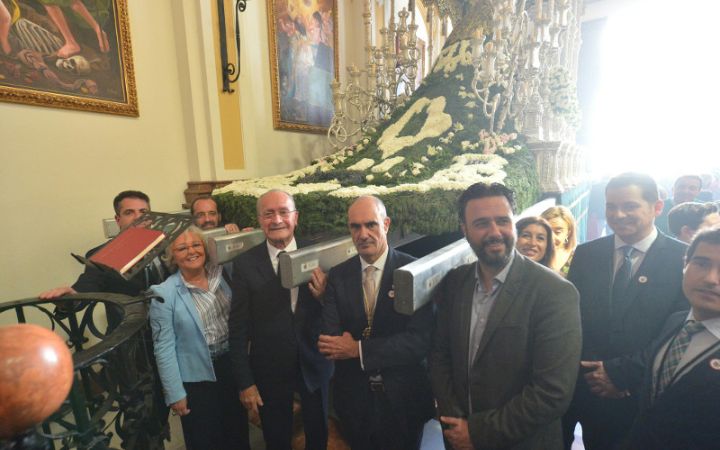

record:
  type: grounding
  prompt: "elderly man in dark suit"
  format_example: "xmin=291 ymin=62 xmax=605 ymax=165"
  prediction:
xmin=229 ymin=189 xmax=332 ymax=450
xmin=318 ymin=195 xmax=434 ymax=450
xmin=429 ymin=182 xmax=581 ymax=450
xmin=623 ymin=226 xmax=720 ymax=449
xmin=562 ymin=172 xmax=689 ymax=449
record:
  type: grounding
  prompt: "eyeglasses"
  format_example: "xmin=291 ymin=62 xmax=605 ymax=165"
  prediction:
xmin=172 ymin=242 xmax=204 ymax=255
xmin=260 ymin=209 xmax=296 ymax=220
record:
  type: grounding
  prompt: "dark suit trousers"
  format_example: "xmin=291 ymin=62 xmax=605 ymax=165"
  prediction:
xmin=257 ymin=364 xmax=328 ymax=450
xmin=562 ymin=381 xmax=637 ymax=450
xmin=181 ymin=353 xmax=250 ymax=450
xmin=337 ymin=389 xmax=424 ymax=450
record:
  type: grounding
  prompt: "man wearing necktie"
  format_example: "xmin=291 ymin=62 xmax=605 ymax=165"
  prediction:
xmin=319 ymin=195 xmax=434 ymax=450
xmin=228 ymin=189 xmax=332 ymax=450
xmin=623 ymin=226 xmax=720 ymax=449
xmin=562 ymin=173 xmax=689 ymax=449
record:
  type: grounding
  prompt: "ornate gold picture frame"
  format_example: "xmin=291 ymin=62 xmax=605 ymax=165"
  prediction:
xmin=267 ymin=0 xmax=338 ymax=133
xmin=0 ymin=0 xmax=138 ymax=116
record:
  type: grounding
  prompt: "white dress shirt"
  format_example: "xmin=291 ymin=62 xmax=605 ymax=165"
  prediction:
xmin=267 ymin=238 xmax=299 ymax=312
xmin=358 ymin=246 xmax=390 ymax=369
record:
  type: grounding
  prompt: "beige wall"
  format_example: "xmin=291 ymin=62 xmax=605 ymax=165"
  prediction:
xmin=0 ymin=0 xmax=366 ymax=305
xmin=1 ymin=1 xmax=191 ymax=303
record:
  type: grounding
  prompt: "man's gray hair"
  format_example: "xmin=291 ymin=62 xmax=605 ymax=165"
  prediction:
xmin=352 ymin=195 xmax=387 ymax=218
xmin=256 ymin=189 xmax=296 ymax=215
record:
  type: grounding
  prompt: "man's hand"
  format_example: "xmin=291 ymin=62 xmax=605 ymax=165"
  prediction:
xmin=308 ymin=268 xmax=327 ymax=300
xmin=38 ymin=286 xmax=77 ymax=300
xmin=582 ymin=360 xmax=629 ymax=399
xmin=440 ymin=416 xmax=473 ymax=450
xmin=224 ymin=223 xmax=241 ymax=234
xmin=170 ymin=397 xmax=191 ymax=416
xmin=240 ymin=384 xmax=264 ymax=418
xmin=318 ymin=332 xmax=359 ymax=360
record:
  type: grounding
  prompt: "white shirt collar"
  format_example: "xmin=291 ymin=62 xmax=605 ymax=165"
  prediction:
xmin=360 ymin=245 xmax=389 ymax=273
xmin=688 ymin=311 xmax=720 ymax=340
xmin=614 ymin=227 xmax=658 ymax=253
xmin=266 ymin=237 xmax=297 ymax=260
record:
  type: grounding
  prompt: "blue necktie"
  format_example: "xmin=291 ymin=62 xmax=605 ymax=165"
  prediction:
xmin=611 ymin=245 xmax=634 ymax=307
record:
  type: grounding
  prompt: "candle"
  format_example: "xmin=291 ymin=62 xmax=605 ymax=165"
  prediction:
xmin=548 ymin=0 xmax=555 ymax=21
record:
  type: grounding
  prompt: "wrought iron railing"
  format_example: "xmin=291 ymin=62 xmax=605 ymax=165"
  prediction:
xmin=0 ymin=293 xmax=168 ymax=450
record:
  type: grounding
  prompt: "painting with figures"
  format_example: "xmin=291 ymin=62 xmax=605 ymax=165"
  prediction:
xmin=268 ymin=0 xmax=338 ymax=133
xmin=0 ymin=0 xmax=137 ymax=116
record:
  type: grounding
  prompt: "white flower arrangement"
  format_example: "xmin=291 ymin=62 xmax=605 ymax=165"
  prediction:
xmin=547 ymin=66 xmax=581 ymax=127
xmin=377 ymin=96 xmax=453 ymax=158
xmin=219 ymin=144 xmax=512 ymax=202
xmin=432 ymin=40 xmax=473 ymax=75
xmin=439 ymin=133 xmax=454 ymax=144
xmin=478 ymin=130 xmax=519 ymax=155
xmin=348 ymin=158 xmax=376 ymax=171
xmin=460 ymin=140 xmax=480 ymax=151
xmin=421 ymin=156 xmax=429 ymax=163
xmin=427 ymin=145 xmax=440 ymax=156
xmin=371 ymin=156 xmax=405 ymax=173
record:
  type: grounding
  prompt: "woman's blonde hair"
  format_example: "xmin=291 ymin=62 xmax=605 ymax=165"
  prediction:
xmin=541 ymin=205 xmax=577 ymax=251
xmin=161 ymin=225 xmax=207 ymax=273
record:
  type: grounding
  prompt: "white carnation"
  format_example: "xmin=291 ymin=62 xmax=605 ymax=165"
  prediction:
xmin=348 ymin=158 xmax=375 ymax=171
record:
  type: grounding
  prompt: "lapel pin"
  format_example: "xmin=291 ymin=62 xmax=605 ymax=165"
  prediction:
xmin=388 ymin=289 xmax=395 ymax=299
xmin=638 ymin=276 xmax=648 ymax=284
xmin=710 ymin=359 xmax=720 ymax=371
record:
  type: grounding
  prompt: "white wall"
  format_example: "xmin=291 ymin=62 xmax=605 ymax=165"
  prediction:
xmin=0 ymin=1 xmax=192 ymax=303
xmin=0 ymin=0 xmax=368 ymax=305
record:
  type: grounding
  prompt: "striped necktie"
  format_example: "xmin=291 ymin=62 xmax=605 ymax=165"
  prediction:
xmin=611 ymin=245 xmax=634 ymax=306
xmin=654 ymin=320 xmax=706 ymax=397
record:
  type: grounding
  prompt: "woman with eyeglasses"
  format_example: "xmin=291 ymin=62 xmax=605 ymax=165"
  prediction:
xmin=149 ymin=226 xmax=249 ymax=450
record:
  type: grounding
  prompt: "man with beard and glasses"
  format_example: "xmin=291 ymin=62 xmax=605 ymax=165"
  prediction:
xmin=562 ymin=172 xmax=688 ymax=450
xmin=429 ymin=182 xmax=581 ymax=450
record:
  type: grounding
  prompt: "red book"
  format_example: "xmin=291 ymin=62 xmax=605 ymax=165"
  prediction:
xmin=89 ymin=227 xmax=166 ymax=274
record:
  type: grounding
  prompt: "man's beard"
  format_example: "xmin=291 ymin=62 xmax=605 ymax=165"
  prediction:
xmin=470 ymin=235 xmax=514 ymax=268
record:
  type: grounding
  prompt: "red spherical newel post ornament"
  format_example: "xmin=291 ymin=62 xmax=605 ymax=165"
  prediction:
xmin=0 ymin=324 xmax=74 ymax=439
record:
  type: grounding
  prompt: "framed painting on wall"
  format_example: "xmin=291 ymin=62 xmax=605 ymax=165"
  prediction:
xmin=0 ymin=0 xmax=138 ymax=116
xmin=267 ymin=0 xmax=338 ymax=133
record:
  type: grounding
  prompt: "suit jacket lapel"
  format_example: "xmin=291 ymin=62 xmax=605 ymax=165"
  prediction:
xmin=373 ymin=249 xmax=397 ymax=323
xmin=458 ymin=266 xmax=476 ymax=375
xmin=347 ymin=256 xmax=366 ymax=327
xmin=257 ymin=241 xmax=279 ymax=282
xmin=615 ymin=233 xmax=666 ymax=317
xmin=472 ymin=255 xmax=524 ymax=367
xmin=175 ymin=275 xmax=204 ymax=332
